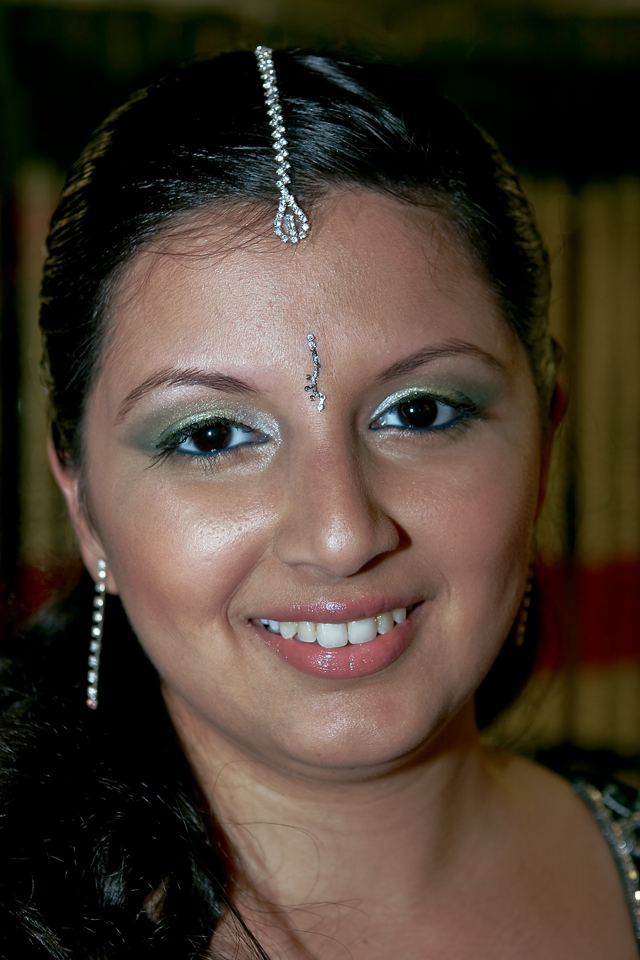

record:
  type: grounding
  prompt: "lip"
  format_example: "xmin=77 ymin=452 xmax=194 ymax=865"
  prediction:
xmin=250 ymin=595 xmax=418 ymax=625
xmin=251 ymin=601 xmax=423 ymax=679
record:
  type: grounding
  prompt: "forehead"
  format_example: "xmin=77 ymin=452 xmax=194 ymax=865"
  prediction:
xmin=104 ymin=191 xmax=511 ymax=376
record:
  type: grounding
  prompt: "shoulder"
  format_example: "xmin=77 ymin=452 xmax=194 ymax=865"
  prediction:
xmin=535 ymin=744 xmax=640 ymax=865
xmin=537 ymin=744 xmax=640 ymax=944
xmin=485 ymin=747 xmax=640 ymax=956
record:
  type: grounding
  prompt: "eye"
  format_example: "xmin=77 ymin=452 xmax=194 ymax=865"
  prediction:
xmin=371 ymin=394 xmax=471 ymax=431
xmin=170 ymin=420 xmax=268 ymax=457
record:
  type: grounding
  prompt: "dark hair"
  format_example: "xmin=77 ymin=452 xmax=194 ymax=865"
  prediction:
xmin=1 ymin=50 xmax=554 ymax=957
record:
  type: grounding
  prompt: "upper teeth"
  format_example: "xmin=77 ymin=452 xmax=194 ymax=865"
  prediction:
xmin=259 ymin=608 xmax=407 ymax=647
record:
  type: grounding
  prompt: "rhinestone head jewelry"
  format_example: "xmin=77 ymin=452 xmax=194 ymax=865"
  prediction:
xmin=255 ymin=46 xmax=309 ymax=243
xmin=304 ymin=334 xmax=326 ymax=412
xmin=86 ymin=558 xmax=107 ymax=710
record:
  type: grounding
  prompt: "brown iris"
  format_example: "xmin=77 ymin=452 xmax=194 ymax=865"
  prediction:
xmin=395 ymin=397 xmax=439 ymax=428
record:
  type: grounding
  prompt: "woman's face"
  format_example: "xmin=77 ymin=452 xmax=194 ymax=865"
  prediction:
xmin=63 ymin=192 xmax=547 ymax=779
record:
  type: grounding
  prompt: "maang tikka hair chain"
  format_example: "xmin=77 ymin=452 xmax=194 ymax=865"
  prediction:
xmin=255 ymin=46 xmax=309 ymax=244
xmin=86 ymin=558 xmax=106 ymax=709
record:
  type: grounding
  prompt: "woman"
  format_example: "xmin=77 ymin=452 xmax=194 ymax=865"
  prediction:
xmin=1 ymin=47 xmax=638 ymax=959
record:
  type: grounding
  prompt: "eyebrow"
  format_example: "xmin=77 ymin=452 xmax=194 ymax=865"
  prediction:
xmin=115 ymin=367 xmax=256 ymax=424
xmin=115 ymin=339 xmax=504 ymax=423
xmin=375 ymin=339 xmax=505 ymax=383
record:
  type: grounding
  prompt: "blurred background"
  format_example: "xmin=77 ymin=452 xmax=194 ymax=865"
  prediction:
xmin=1 ymin=0 xmax=639 ymax=753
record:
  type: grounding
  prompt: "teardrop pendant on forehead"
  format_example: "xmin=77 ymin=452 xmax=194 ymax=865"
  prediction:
xmin=255 ymin=46 xmax=310 ymax=244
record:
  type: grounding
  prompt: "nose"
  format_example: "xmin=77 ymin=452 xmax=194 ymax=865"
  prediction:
xmin=273 ymin=435 xmax=400 ymax=579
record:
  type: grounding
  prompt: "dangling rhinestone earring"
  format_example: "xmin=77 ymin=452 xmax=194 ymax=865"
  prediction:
xmin=515 ymin=565 xmax=534 ymax=647
xmin=86 ymin=558 xmax=106 ymax=709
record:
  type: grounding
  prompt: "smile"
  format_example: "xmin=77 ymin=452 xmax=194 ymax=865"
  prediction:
xmin=254 ymin=603 xmax=421 ymax=679
xmin=259 ymin=607 xmax=408 ymax=647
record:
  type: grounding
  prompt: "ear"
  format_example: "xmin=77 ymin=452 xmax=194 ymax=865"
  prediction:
xmin=536 ymin=380 xmax=568 ymax=518
xmin=47 ymin=434 xmax=119 ymax=594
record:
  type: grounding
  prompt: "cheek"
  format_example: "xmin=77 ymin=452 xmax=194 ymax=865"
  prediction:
xmin=396 ymin=433 xmax=538 ymax=549
xmin=389 ymin=436 xmax=540 ymax=641
xmin=89 ymin=470 xmax=275 ymax=652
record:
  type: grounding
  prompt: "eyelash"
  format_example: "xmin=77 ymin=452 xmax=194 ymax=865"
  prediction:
xmin=369 ymin=391 xmax=481 ymax=435
xmin=153 ymin=419 xmax=269 ymax=464
xmin=153 ymin=391 xmax=481 ymax=465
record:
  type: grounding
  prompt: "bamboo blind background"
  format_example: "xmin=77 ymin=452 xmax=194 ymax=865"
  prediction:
xmin=493 ymin=177 xmax=640 ymax=754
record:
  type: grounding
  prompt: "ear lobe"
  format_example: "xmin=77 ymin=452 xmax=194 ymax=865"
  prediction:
xmin=47 ymin=433 xmax=118 ymax=595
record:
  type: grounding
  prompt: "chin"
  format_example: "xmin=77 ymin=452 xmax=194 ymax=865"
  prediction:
xmin=266 ymin=696 xmax=472 ymax=780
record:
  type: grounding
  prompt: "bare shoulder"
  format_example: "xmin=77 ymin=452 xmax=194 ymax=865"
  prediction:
xmin=484 ymin=750 xmax=639 ymax=959
xmin=488 ymin=748 xmax=590 ymax=818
